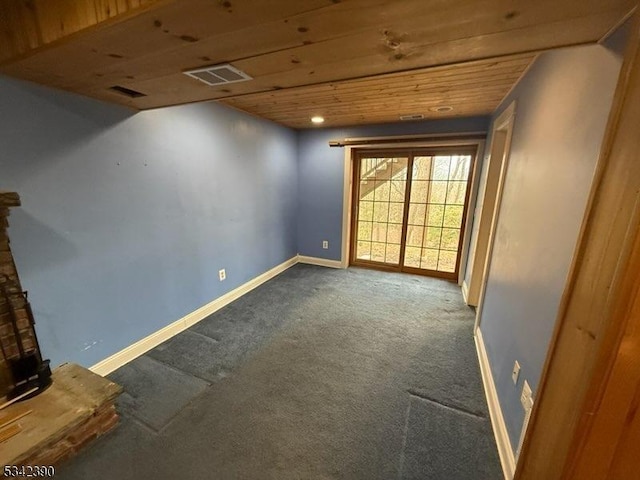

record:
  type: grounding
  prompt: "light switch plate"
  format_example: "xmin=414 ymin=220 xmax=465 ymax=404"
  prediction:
xmin=512 ymin=360 xmax=521 ymax=385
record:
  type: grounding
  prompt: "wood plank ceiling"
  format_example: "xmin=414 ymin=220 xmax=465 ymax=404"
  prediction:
xmin=225 ymin=54 xmax=535 ymax=128
xmin=0 ymin=0 xmax=635 ymax=128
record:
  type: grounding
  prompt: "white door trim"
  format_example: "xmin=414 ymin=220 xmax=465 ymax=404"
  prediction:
xmin=473 ymin=102 xmax=517 ymax=331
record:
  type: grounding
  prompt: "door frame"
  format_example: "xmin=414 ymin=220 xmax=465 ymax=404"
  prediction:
xmin=340 ymin=138 xmax=485 ymax=284
xmin=348 ymin=146 xmax=478 ymax=280
xmin=469 ymin=102 xmax=516 ymax=326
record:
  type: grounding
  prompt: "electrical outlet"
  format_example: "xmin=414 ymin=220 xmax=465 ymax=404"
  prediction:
xmin=512 ymin=360 xmax=521 ymax=385
xmin=521 ymin=380 xmax=533 ymax=410
xmin=322 ymin=240 xmax=329 ymax=249
xmin=517 ymin=383 xmax=534 ymax=457
xmin=218 ymin=269 xmax=226 ymax=281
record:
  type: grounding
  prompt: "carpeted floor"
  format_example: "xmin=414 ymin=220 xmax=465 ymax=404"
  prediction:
xmin=57 ymin=264 xmax=502 ymax=479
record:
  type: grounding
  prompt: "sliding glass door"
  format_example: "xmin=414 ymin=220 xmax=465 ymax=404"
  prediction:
xmin=353 ymin=154 xmax=409 ymax=265
xmin=350 ymin=147 xmax=475 ymax=280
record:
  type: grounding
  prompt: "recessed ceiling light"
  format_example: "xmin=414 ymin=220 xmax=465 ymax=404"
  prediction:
xmin=311 ymin=116 xmax=325 ymax=124
xmin=429 ymin=105 xmax=454 ymax=113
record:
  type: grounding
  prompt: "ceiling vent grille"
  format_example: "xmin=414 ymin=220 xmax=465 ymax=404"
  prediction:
xmin=183 ymin=64 xmax=252 ymax=86
xmin=109 ymin=85 xmax=146 ymax=98
xmin=399 ymin=114 xmax=424 ymax=121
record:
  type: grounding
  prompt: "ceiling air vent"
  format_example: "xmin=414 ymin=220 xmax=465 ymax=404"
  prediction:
xmin=399 ymin=114 xmax=424 ymax=121
xmin=183 ymin=64 xmax=252 ymax=86
xmin=109 ymin=85 xmax=146 ymax=98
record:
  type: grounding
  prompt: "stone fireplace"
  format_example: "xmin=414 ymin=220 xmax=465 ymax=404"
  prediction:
xmin=0 ymin=191 xmax=47 ymax=400
xmin=0 ymin=191 xmax=122 ymax=467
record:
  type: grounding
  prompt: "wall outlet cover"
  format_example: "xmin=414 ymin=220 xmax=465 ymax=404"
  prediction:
xmin=521 ymin=380 xmax=533 ymax=410
xmin=322 ymin=240 xmax=329 ymax=249
xmin=219 ymin=269 xmax=226 ymax=281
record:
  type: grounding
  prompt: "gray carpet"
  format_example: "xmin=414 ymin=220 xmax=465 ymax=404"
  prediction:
xmin=57 ymin=264 xmax=502 ymax=479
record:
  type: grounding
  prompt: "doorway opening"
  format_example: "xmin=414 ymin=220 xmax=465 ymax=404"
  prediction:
xmin=349 ymin=146 xmax=477 ymax=281
xmin=467 ymin=102 xmax=516 ymax=313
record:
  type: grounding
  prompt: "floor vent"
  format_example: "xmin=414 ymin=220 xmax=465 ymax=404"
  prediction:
xmin=184 ymin=64 xmax=252 ymax=86
xmin=399 ymin=114 xmax=424 ymax=121
xmin=109 ymin=85 xmax=146 ymax=98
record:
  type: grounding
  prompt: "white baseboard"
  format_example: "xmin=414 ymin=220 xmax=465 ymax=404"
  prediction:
xmin=90 ymin=256 xmax=298 ymax=376
xmin=461 ymin=280 xmax=470 ymax=304
xmin=474 ymin=327 xmax=516 ymax=480
xmin=297 ymin=255 xmax=343 ymax=269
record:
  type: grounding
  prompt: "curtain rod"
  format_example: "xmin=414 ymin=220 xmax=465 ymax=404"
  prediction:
xmin=328 ymin=131 xmax=487 ymax=147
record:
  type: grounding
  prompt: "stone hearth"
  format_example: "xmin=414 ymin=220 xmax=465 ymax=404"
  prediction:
xmin=0 ymin=363 xmax=122 ymax=470
xmin=0 ymin=192 xmax=123 ymax=471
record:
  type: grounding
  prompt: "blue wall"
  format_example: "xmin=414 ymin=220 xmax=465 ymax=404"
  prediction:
xmin=0 ymin=76 xmax=298 ymax=368
xmin=478 ymin=38 xmax=625 ymax=451
xmin=1 ymin=31 xmax=626 ymax=451
xmin=0 ymin=75 xmax=489 ymax=369
xmin=297 ymin=117 xmax=490 ymax=260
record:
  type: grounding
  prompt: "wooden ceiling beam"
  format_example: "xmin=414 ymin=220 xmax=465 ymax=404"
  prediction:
xmin=0 ymin=0 xmax=170 ymax=64
xmin=0 ymin=0 xmax=343 ymax=85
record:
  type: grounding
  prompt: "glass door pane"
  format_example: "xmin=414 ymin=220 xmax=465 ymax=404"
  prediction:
xmin=354 ymin=155 xmax=409 ymax=266
xmin=404 ymin=154 xmax=472 ymax=274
